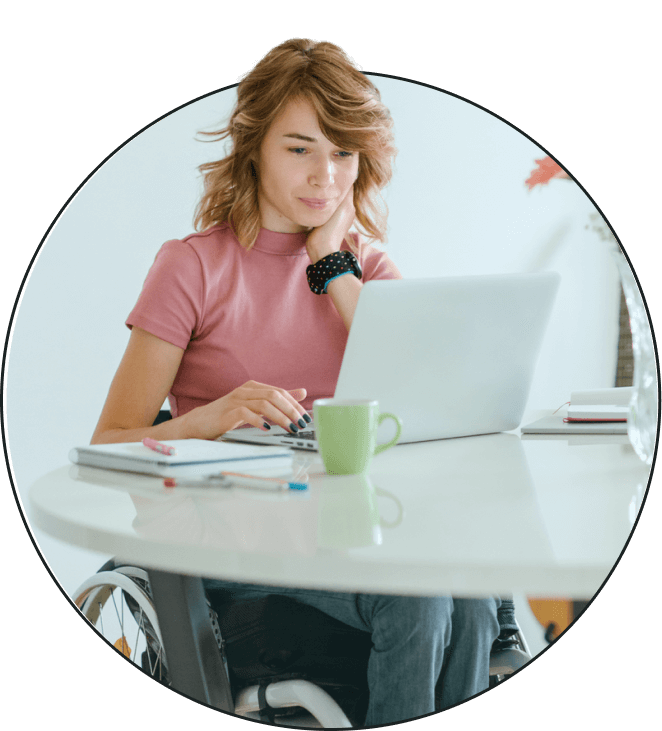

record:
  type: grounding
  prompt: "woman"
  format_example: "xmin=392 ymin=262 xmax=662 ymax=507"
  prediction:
xmin=92 ymin=39 xmax=500 ymax=726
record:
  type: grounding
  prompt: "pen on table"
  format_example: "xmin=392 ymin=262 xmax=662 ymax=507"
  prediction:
xmin=163 ymin=472 xmax=308 ymax=491
xmin=142 ymin=437 xmax=177 ymax=456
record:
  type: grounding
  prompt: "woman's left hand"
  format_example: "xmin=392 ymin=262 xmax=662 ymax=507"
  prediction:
xmin=305 ymin=186 xmax=355 ymax=264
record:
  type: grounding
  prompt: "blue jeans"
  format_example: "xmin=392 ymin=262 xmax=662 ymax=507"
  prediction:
xmin=203 ymin=579 xmax=501 ymax=726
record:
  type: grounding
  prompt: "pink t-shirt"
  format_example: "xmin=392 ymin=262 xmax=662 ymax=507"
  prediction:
xmin=126 ymin=223 xmax=402 ymax=417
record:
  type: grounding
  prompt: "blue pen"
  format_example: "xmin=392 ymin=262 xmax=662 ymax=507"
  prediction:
xmin=164 ymin=471 xmax=308 ymax=490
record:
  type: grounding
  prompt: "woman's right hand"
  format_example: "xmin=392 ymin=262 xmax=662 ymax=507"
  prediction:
xmin=184 ymin=380 xmax=310 ymax=440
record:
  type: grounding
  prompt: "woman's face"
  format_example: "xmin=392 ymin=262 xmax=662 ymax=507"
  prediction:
xmin=256 ymin=97 xmax=360 ymax=233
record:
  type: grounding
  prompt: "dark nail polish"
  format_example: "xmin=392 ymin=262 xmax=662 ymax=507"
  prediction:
xmin=263 ymin=422 xmax=271 ymax=430
xmin=303 ymin=413 xmax=312 ymax=423
xmin=297 ymin=418 xmax=306 ymax=429
xmin=289 ymin=423 xmax=299 ymax=433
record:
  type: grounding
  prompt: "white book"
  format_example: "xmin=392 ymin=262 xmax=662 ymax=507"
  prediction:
xmin=69 ymin=439 xmax=294 ymax=477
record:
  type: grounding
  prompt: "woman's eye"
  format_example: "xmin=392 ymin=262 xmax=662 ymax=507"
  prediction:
xmin=288 ymin=147 xmax=354 ymax=158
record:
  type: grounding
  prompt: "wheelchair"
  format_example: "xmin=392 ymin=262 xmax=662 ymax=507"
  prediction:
xmin=72 ymin=410 xmax=532 ymax=728
xmin=73 ymin=558 xmax=532 ymax=728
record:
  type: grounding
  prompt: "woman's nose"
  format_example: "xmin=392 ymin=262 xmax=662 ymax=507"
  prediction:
xmin=310 ymin=158 xmax=335 ymax=187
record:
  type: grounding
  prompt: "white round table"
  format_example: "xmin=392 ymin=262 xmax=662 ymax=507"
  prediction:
xmin=29 ymin=423 xmax=651 ymax=710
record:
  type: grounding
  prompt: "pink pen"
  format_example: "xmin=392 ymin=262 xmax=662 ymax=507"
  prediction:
xmin=142 ymin=438 xmax=177 ymax=456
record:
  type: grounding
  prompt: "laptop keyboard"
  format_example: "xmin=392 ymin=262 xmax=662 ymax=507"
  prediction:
xmin=283 ymin=430 xmax=316 ymax=441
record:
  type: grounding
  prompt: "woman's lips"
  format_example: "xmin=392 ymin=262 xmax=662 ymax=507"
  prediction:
xmin=299 ymin=198 xmax=330 ymax=210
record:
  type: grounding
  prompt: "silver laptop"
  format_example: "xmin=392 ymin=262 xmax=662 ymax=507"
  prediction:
xmin=222 ymin=272 xmax=560 ymax=451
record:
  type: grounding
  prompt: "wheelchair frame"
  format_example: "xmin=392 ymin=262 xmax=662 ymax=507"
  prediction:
xmin=73 ymin=562 xmax=532 ymax=727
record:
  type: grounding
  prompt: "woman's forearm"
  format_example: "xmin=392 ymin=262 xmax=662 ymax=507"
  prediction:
xmin=325 ymin=272 xmax=363 ymax=331
xmin=90 ymin=412 xmax=195 ymax=444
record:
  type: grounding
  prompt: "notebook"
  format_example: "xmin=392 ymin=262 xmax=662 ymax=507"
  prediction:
xmin=69 ymin=439 xmax=294 ymax=477
xmin=222 ymin=272 xmax=560 ymax=450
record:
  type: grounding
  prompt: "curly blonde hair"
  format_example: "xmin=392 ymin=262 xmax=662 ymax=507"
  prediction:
xmin=194 ymin=39 xmax=396 ymax=250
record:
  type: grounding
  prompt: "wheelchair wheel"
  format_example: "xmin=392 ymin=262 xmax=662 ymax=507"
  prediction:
xmin=72 ymin=565 xmax=170 ymax=685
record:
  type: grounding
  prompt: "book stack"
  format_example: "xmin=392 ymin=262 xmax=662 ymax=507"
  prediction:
xmin=564 ymin=387 xmax=630 ymax=423
xmin=521 ymin=387 xmax=632 ymax=435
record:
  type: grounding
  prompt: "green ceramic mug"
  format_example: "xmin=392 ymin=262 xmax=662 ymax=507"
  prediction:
xmin=313 ymin=398 xmax=403 ymax=475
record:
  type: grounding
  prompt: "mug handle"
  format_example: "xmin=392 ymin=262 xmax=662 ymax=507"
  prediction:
xmin=373 ymin=412 xmax=402 ymax=456
xmin=376 ymin=487 xmax=404 ymax=528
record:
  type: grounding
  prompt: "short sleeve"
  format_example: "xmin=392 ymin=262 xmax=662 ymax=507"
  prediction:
xmin=125 ymin=239 xmax=204 ymax=350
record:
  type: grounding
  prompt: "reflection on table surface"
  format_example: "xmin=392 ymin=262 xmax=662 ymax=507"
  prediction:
xmin=29 ymin=430 xmax=651 ymax=597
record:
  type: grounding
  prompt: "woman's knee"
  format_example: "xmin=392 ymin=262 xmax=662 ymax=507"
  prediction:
xmin=368 ymin=595 xmax=454 ymax=642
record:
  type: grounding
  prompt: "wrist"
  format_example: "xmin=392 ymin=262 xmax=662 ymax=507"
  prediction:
xmin=323 ymin=271 xmax=353 ymax=292
xmin=178 ymin=407 xmax=201 ymax=440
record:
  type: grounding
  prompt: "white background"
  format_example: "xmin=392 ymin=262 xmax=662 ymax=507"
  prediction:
xmin=4 ymin=43 xmax=625 ymax=611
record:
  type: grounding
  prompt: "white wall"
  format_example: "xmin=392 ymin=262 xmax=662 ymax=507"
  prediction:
xmin=6 ymin=75 xmax=621 ymax=651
